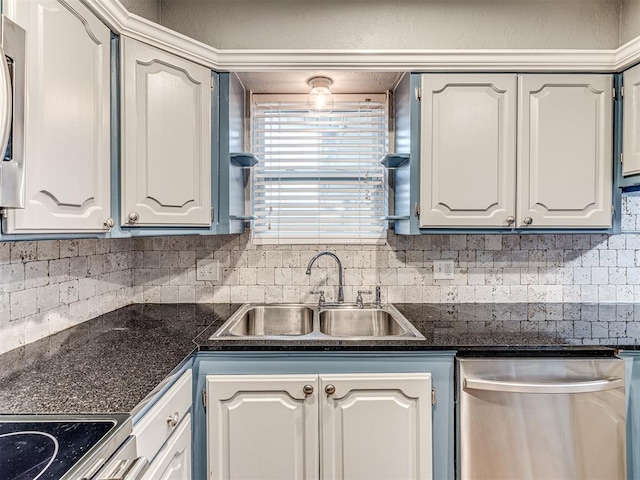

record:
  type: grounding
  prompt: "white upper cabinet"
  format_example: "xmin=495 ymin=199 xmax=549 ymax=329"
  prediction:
xmin=623 ymin=64 xmax=640 ymax=177
xmin=418 ymin=73 xmax=613 ymax=229
xmin=3 ymin=0 xmax=111 ymax=234
xmin=419 ymin=74 xmax=517 ymax=228
xmin=517 ymin=75 xmax=613 ymax=228
xmin=121 ymin=37 xmax=211 ymax=227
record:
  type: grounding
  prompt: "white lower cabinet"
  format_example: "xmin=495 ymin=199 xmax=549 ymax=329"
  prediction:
xmin=320 ymin=374 xmax=432 ymax=480
xmin=134 ymin=370 xmax=193 ymax=477
xmin=206 ymin=373 xmax=432 ymax=480
xmin=143 ymin=413 xmax=192 ymax=480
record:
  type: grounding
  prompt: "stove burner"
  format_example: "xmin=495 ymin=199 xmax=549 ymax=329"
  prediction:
xmin=0 ymin=421 xmax=114 ymax=480
xmin=0 ymin=431 xmax=58 ymax=479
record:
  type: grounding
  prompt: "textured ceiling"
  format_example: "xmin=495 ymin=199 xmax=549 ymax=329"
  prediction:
xmin=236 ymin=71 xmax=404 ymax=94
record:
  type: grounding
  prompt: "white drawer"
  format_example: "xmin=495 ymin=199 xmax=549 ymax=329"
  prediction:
xmin=142 ymin=413 xmax=191 ymax=480
xmin=133 ymin=369 xmax=192 ymax=462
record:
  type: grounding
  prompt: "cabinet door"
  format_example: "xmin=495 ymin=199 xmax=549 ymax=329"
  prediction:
xmin=143 ymin=413 xmax=191 ymax=480
xmin=206 ymin=374 xmax=319 ymax=480
xmin=517 ymin=74 xmax=613 ymax=228
xmin=121 ymin=37 xmax=211 ymax=227
xmin=320 ymin=373 xmax=432 ymax=480
xmin=3 ymin=0 xmax=111 ymax=233
xmin=624 ymin=64 xmax=640 ymax=176
xmin=419 ymin=74 xmax=517 ymax=228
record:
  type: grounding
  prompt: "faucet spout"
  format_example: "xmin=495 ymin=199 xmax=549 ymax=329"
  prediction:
xmin=306 ymin=251 xmax=344 ymax=303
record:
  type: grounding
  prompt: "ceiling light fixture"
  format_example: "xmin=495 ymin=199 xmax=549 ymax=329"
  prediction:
xmin=306 ymin=76 xmax=334 ymax=115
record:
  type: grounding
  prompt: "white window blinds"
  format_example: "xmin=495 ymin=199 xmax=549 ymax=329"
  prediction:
xmin=251 ymin=93 xmax=388 ymax=245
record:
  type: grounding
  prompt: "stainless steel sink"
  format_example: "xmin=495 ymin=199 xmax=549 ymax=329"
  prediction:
xmin=210 ymin=303 xmax=424 ymax=340
xmin=318 ymin=309 xmax=407 ymax=337
xmin=215 ymin=305 xmax=314 ymax=337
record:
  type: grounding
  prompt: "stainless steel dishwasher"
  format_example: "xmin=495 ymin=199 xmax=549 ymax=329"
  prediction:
xmin=458 ymin=357 xmax=626 ymax=479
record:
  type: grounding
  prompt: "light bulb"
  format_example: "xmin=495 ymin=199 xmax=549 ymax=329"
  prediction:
xmin=306 ymin=77 xmax=334 ymax=115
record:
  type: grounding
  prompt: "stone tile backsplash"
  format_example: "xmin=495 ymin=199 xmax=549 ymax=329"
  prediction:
xmin=5 ymin=196 xmax=640 ymax=354
xmin=132 ymin=232 xmax=640 ymax=306
xmin=0 ymin=238 xmax=136 ymax=354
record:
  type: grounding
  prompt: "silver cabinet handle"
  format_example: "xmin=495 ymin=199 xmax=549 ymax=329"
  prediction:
xmin=464 ymin=377 xmax=624 ymax=394
xmin=166 ymin=412 xmax=179 ymax=428
xmin=303 ymin=384 xmax=314 ymax=395
xmin=325 ymin=384 xmax=336 ymax=396
xmin=127 ymin=212 xmax=139 ymax=223
xmin=103 ymin=217 xmax=115 ymax=229
xmin=523 ymin=217 xmax=533 ymax=225
xmin=506 ymin=216 xmax=515 ymax=225
xmin=0 ymin=41 xmax=11 ymax=165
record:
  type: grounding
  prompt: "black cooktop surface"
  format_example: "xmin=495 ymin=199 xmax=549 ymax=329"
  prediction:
xmin=0 ymin=420 xmax=115 ymax=480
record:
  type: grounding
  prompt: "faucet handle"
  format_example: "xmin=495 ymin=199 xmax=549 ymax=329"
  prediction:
xmin=356 ymin=290 xmax=372 ymax=308
xmin=311 ymin=290 xmax=325 ymax=306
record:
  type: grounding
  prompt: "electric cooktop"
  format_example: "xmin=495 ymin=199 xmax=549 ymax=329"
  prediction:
xmin=0 ymin=414 xmax=131 ymax=480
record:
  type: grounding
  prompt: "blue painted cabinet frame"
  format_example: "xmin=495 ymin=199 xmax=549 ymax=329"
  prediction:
xmin=191 ymin=351 xmax=455 ymax=480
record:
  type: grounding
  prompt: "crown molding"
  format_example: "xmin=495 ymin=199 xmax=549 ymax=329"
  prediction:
xmin=615 ymin=35 xmax=640 ymax=71
xmin=83 ymin=0 xmax=640 ymax=73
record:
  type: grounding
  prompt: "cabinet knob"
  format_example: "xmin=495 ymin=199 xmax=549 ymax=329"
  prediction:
xmin=506 ymin=216 xmax=515 ymax=226
xmin=325 ymin=384 xmax=336 ymax=396
xmin=166 ymin=412 xmax=179 ymax=428
xmin=103 ymin=217 xmax=115 ymax=229
xmin=128 ymin=212 xmax=139 ymax=223
xmin=523 ymin=217 xmax=533 ymax=226
xmin=303 ymin=384 xmax=314 ymax=395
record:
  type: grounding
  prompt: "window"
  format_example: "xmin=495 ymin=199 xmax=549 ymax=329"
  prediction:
xmin=251 ymin=93 xmax=388 ymax=244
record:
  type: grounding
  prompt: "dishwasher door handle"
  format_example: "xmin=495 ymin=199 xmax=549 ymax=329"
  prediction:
xmin=464 ymin=377 xmax=624 ymax=394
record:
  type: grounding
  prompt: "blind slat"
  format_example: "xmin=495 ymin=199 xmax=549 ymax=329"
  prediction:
xmin=252 ymin=94 xmax=388 ymax=244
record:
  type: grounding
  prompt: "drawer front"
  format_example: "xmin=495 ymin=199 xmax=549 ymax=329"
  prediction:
xmin=133 ymin=369 xmax=192 ymax=462
xmin=142 ymin=413 xmax=191 ymax=480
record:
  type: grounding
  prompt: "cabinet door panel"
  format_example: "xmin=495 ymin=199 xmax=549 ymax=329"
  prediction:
xmin=4 ymin=0 xmax=111 ymax=233
xmin=320 ymin=373 xmax=432 ymax=480
xmin=624 ymin=64 xmax=640 ymax=176
xmin=206 ymin=374 xmax=319 ymax=480
xmin=420 ymin=74 xmax=517 ymax=228
xmin=143 ymin=413 xmax=191 ymax=480
xmin=121 ymin=37 xmax=211 ymax=227
xmin=517 ymin=74 xmax=613 ymax=228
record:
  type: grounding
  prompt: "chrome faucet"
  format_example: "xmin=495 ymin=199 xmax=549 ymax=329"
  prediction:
xmin=375 ymin=285 xmax=382 ymax=308
xmin=306 ymin=251 xmax=344 ymax=303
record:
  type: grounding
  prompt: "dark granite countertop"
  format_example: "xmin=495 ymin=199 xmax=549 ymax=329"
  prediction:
xmin=2 ymin=302 xmax=637 ymax=415
xmin=0 ymin=304 xmax=229 ymax=414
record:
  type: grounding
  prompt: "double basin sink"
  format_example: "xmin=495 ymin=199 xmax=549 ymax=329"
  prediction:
xmin=210 ymin=303 xmax=424 ymax=340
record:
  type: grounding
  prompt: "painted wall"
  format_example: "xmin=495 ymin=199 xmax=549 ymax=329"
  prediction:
xmin=620 ymin=0 xmax=640 ymax=45
xmin=158 ymin=0 xmax=620 ymax=50
xmin=120 ymin=0 xmax=162 ymax=24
